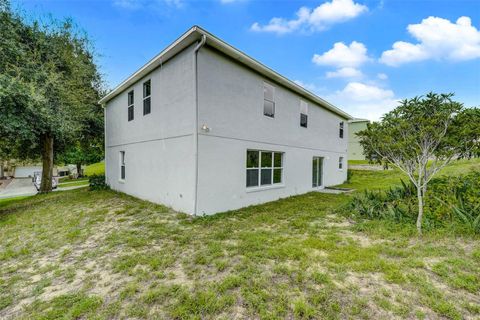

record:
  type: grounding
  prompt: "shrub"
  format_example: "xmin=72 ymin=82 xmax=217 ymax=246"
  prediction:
xmin=346 ymin=171 xmax=480 ymax=234
xmin=347 ymin=180 xmax=416 ymax=222
xmin=426 ymin=171 xmax=480 ymax=221
xmin=89 ymin=174 xmax=109 ymax=191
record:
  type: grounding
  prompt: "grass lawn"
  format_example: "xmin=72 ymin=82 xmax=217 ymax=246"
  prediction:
xmin=58 ymin=178 xmax=89 ymax=188
xmin=85 ymin=162 xmax=105 ymax=176
xmin=0 ymin=160 xmax=479 ymax=319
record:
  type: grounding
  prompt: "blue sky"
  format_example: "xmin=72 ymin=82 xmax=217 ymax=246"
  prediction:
xmin=16 ymin=0 xmax=480 ymax=120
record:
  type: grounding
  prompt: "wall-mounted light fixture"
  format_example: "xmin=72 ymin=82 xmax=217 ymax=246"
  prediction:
xmin=201 ymin=124 xmax=210 ymax=132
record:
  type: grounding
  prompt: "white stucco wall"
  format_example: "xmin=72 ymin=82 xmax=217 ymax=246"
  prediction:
xmin=195 ymin=47 xmax=348 ymax=215
xmin=105 ymin=45 xmax=197 ymax=214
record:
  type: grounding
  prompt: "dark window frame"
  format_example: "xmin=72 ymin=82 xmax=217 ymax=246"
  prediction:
xmin=246 ymin=150 xmax=283 ymax=188
xmin=143 ymin=80 xmax=151 ymax=115
xmin=300 ymin=113 xmax=308 ymax=128
xmin=263 ymin=82 xmax=275 ymax=118
xmin=127 ymin=90 xmax=134 ymax=121
xmin=120 ymin=151 xmax=126 ymax=180
xmin=300 ymin=100 xmax=308 ymax=128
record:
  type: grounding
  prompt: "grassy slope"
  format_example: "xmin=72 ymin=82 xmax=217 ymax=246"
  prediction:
xmin=84 ymin=162 xmax=105 ymax=176
xmin=0 ymin=160 xmax=479 ymax=319
xmin=342 ymin=158 xmax=480 ymax=191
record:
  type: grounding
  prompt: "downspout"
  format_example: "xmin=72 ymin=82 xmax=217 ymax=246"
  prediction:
xmin=102 ymin=104 xmax=107 ymax=185
xmin=193 ymin=34 xmax=207 ymax=216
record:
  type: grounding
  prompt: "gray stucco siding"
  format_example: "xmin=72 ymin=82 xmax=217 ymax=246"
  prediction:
xmin=106 ymin=137 xmax=196 ymax=213
xmin=195 ymin=46 xmax=347 ymax=215
xmin=197 ymin=47 xmax=348 ymax=154
xmin=105 ymin=44 xmax=196 ymax=148
xmin=196 ymin=135 xmax=346 ymax=215
xmin=105 ymin=44 xmax=197 ymax=214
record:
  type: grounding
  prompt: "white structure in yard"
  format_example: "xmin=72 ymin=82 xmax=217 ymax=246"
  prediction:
xmin=100 ymin=26 xmax=352 ymax=215
xmin=348 ymin=119 xmax=370 ymax=160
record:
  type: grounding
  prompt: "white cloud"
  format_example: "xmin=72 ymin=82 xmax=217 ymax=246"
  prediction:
xmin=251 ymin=0 xmax=367 ymax=34
xmin=377 ymin=73 xmax=388 ymax=80
xmin=313 ymin=41 xmax=369 ymax=68
xmin=380 ymin=16 xmax=480 ymax=66
xmin=327 ymin=82 xmax=398 ymax=120
xmin=312 ymin=41 xmax=369 ymax=79
xmin=326 ymin=67 xmax=363 ymax=78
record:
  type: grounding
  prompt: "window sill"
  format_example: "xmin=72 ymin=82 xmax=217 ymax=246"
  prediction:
xmin=118 ymin=179 xmax=125 ymax=184
xmin=246 ymin=184 xmax=285 ymax=193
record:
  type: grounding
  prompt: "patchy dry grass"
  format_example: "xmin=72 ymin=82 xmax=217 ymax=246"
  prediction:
xmin=0 ymin=160 xmax=479 ymax=319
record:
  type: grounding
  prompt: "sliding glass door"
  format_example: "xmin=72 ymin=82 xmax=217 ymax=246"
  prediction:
xmin=312 ymin=157 xmax=323 ymax=188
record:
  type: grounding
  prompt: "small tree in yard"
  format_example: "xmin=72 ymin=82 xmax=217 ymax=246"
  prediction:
xmin=0 ymin=1 xmax=103 ymax=192
xmin=358 ymin=93 xmax=479 ymax=234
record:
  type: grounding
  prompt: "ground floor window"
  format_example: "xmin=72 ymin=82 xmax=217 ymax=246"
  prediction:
xmin=246 ymin=150 xmax=283 ymax=187
xmin=120 ymin=151 xmax=126 ymax=180
xmin=312 ymin=157 xmax=323 ymax=187
xmin=339 ymin=156 xmax=344 ymax=170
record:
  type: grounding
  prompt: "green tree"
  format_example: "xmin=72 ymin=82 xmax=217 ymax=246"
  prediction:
xmin=58 ymin=88 xmax=104 ymax=177
xmin=0 ymin=1 xmax=103 ymax=192
xmin=358 ymin=93 xmax=479 ymax=234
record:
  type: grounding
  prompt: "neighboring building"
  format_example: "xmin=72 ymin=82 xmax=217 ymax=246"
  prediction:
xmin=348 ymin=119 xmax=369 ymax=160
xmin=13 ymin=166 xmax=42 ymax=178
xmin=13 ymin=165 xmax=60 ymax=178
xmin=100 ymin=26 xmax=352 ymax=215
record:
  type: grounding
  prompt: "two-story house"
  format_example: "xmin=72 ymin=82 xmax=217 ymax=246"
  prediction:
xmin=100 ymin=26 xmax=352 ymax=216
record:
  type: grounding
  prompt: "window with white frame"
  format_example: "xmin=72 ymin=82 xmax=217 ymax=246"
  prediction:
xmin=300 ymin=100 xmax=308 ymax=128
xmin=339 ymin=121 xmax=344 ymax=138
xmin=246 ymin=150 xmax=283 ymax=187
xmin=143 ymin=80 xmax=151 ymax=115
xmin=339 ymin=156 xmax=344 ymax=170
xmin=263 ymin=82 xmax=275 ymax=117
xmin=127 ymin=90 xmax=134 ymax=121
xmin=120 ymin=151 xmax=126 ymax=180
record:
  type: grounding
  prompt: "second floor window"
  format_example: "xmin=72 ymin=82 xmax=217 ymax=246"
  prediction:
xmin=300 ymin=100 xmax=308 ymax=128
xmin=143 ymin=80 xmax=151 ymax=115
xmin=263 ymin=82 xmax=275 ymax=118
xmin=339 ymin=121 xmax=344 ymax=138
xmin=128 ymin=90 xmax=134 ymax=121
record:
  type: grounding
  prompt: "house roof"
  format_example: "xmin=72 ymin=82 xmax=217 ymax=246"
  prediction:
xmin=348 ymin=118 xmax=370 ymax=123
xmin=99 ymin=26 xmax=353 ymax=120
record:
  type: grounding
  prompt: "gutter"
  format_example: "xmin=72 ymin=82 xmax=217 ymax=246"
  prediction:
xmin=193 ymin=34 xmax=207 ymax=216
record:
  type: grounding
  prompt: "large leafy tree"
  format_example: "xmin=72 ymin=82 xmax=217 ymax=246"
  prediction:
xmin=0 ymin=1 xmax=103 ymax=191
xmin=358 ymin=93 xmax=479 ymax=234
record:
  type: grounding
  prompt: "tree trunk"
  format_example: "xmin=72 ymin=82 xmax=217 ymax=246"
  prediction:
xmin=39 ymin=134 xmax=54 ymax=193
xmin=0 ymin=161 xmax=4 ymax=178
xmin=76 ymin=163 xmax=82 ymax=178
xmin=416 ymin=186 xmax=424 ymax=235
